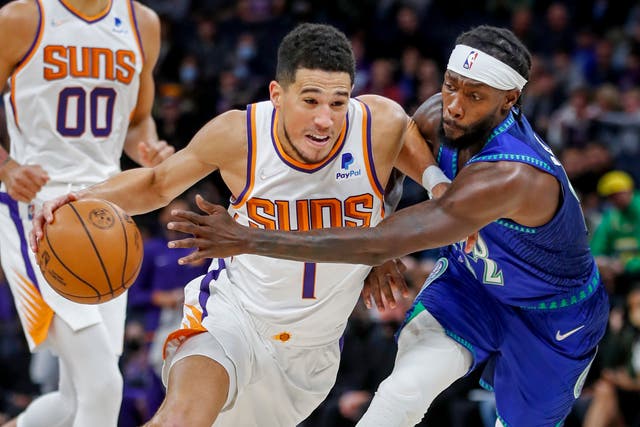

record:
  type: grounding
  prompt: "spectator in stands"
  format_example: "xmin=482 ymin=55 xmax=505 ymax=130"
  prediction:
xmin=592 ymin=171 xmax=640 ymax=297
xmin=583 ymin=284 xmax=640 ymax=427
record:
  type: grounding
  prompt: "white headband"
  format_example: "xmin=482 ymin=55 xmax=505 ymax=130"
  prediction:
xmin=446 ymin=44 xmax=527 ymax=91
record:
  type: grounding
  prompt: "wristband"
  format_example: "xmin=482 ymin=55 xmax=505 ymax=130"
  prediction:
xmin=421 ymin=165 xmax=451 ymax=198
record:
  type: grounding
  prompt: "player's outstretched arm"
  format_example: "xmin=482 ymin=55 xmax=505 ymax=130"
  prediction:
xmin=31 ymin=109 xmax=246 ymax=253
xmin=168 ymin=161 xmax=554 ymax=266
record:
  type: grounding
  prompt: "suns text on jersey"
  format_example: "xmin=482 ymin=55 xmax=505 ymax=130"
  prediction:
xmin=42 ymin=45 xmax=136 ymax=84
xmin=245 ymin=194 xmax=376 ymax=230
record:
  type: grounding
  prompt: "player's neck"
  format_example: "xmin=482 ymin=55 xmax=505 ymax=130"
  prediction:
xmin=64 ymin=0 xmax=111 ymax=17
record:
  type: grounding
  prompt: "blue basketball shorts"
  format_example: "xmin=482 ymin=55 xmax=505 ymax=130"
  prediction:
xmin=401 ymin=257 xmax=609 ymax=427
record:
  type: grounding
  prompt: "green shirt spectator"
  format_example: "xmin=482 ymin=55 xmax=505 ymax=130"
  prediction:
xmin=591 ymin=171 xmax=640 ymax=278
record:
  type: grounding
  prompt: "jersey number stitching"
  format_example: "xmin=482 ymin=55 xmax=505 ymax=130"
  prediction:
xmin=56 ymin=86 xmax=116 ymax=138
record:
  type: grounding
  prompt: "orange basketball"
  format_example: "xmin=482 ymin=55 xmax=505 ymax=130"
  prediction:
xmin=37 ymin=199 xmax=144 ymax=304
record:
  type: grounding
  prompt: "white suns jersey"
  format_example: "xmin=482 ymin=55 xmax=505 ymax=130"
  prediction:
xmin=223 ymin=99 xmax=385 ymax=344
xmin=3 ymin=0 xmax=143 ymax=199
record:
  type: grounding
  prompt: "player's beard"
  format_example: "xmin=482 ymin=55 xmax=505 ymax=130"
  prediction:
xmin=440 ymin=113 xmax=496 ymax=151
xmin=282 ymin=118 xmax=320 ymax=164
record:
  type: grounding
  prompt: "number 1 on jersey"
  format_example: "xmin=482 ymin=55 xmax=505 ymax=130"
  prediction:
xmin=302 ymin=262 xmax=316 ymax=299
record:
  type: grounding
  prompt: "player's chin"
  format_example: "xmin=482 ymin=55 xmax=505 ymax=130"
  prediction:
xmin=297 ymin=147 xmax=329 ymax=164
xmin=442 ymin=123 xmax=463 ymax=140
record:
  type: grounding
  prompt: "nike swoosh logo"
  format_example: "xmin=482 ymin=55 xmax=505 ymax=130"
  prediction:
xmin=555 ymin=325 xmax=585 ymax=341
xmin=259 ymin=168 xmax=283 ymax=180
xmin=51 ymin=18 xmax=70 ymax=27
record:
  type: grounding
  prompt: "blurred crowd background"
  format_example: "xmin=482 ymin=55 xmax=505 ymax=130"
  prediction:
xmin=2 ymin=0 xmax=640 ymax=425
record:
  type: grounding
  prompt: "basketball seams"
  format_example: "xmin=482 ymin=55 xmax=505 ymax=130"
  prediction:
xmin=38 ymin=199 xmax=143 ymax=304
xmin=41 ymin=209 xmax=105 ymax=301
xmin=53 ymin=284 xmax=127 ymax=303
xmin=68 ymin=202 xmax=116 ymax=295
xmin=103 ymin=200 xmax=130 ymax=289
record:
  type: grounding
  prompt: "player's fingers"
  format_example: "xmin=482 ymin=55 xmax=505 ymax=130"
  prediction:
xmin=158 ymin=145 xmax=175 ymax=161
xmin=370 ymin=276 xmax=385 ymax=312
xmin=388 ymin=267 xmax=409 ymax=298
xmin=362 ymin=278 xmax=373 ymax=309
xmin=464 ymin=232 xmax=478 ymax=253
xmin=25 ymin=165 xmax=50 ymax=182
xmin=169 ymin=209 xmax=208 ymax=225
xmin=394 ymin=258 xmax=407 ymax=274
xmin=381 ymin=274 xmax=397 ymax=309
xmin=137 ymin=141 xmax=150 ymax=155
xmin=391 ymin=259 xmax=409 ymax=297
xmin=13 ymin=179 xmax=40 ymax=199
xmin=194 ymin=194 xmax=220 ymax=213
xmin=167 ymin=220 xmax=202 ymax=235
xmin=8 ymin=188 xmax=33 ymax=203
xmin=144 ymin=141 xmax=174 ymax=166
xmin=29 ymin=226 xmax=39 ymax=253
xmin=361 ymin=287 xmax=372 ymax=309
xmin=177 ymin=248 xmax=209 ymax=265
xmin=44 ymin=193 xmax=77 ymax=223
xmin=9 ymin=173 xmax=39 ymax=198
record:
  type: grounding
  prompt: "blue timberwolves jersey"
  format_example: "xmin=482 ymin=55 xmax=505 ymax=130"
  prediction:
xmin=437 ymin=111 xmax=598 ymax=308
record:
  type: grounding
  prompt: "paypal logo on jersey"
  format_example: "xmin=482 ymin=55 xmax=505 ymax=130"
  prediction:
xmin=341 ymin=153 xmax=354 ymax=169
xmin=112 ymin=17 xmax=128 ymax=34
xmin=336 ymin=152 xmax=362 ymax=180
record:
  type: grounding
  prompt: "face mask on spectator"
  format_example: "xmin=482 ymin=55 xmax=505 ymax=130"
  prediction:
xmin=237 ymin=45 xmax=255 ymax=61
xmin=180 ymin=65 xmax=198 ymax=84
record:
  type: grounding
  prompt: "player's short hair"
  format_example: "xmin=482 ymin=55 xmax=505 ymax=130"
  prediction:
xmin=455 ymin=25 xmax=532 ymax=83
xmin=276 ymin=23 xmax=355 ymax=87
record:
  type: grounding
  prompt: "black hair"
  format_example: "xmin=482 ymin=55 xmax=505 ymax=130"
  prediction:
xmin=455 ymin=25 xmax=532 ymax=111
xmin=276 ymin=23 xmax=355 ymax=87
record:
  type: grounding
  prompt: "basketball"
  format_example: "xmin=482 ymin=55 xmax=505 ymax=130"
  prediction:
xmin=37 ymin=199 xmax=144 ymax=304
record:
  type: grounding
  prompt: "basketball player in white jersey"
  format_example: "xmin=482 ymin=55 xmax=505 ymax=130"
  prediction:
xmin=0 ymin=0 xmax=173 ymax=426
xmin=31 ymin=23 xmax=452 ymax=426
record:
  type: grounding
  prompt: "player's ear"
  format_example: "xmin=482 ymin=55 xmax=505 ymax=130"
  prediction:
xmin=503 ymin=89 xmax=520 ymax=110
xmin=269 ymin=81 xmax=282 ymax=108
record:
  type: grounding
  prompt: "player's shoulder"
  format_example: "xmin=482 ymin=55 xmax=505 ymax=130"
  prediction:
xmin=409 ymin=93 xmax=442 ymax=151
xmin=0 ymin=0 xmax=40 ymax=65
xmin=200 ymin=109 xmax=248 ymax=142
xmin=355 ymin=94 xmax=408 ymax=127
xmin=0 ymin=0 xmax=38 ymax=18
xmin=412 ymin=93 xmax=442 ymax=138
xmin=0 ymin=0 xmax=39 ymax=38
xmin=189 ymin=109 xmax=248 ymax=171
xmin=130 ymin=1 xmax=160 ymax=63
xmin=130 ymin=1 xmax=159 ymax=34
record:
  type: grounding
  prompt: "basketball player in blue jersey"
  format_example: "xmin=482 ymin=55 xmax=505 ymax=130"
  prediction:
xmin=163 ymin=26 xmax=610 ymax=426
xmin=0 ymin=0 xmax=172 ymax=426
xmin=31 ymin=23 xmax=454 ymax=427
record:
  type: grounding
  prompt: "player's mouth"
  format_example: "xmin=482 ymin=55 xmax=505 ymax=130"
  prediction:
xmin=442 ymin=118 xmax=463 ymax=134
xmin=305 ymin=133 xmax=332 ymax=147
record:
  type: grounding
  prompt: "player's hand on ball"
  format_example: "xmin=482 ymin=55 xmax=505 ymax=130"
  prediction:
xmin=167 ymin=194 xmax=247 ymax=263
xmin=30 ymin=192 xmax=78 ymax=254
xmin=362 ymin=258 xmax=409 ymax=311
